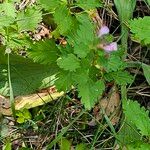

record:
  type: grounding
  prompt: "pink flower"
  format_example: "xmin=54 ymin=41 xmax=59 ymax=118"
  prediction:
xmin=98 ymin=25 xmax=110 ymax=37
xmin=103 ymin=42 xmax=118 ymax=52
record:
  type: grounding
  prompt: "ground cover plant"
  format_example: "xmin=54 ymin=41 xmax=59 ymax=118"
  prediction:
xmin=0 ymin=0 xmax=150 ymax=149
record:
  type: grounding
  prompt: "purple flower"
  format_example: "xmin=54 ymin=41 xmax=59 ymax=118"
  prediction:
xmin=103 ymin=42 xmax=118 ymax=52
xmin=98 ymin=25 xmax=110 ymax=37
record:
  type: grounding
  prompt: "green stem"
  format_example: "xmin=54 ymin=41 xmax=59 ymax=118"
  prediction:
xmin=121 ymin=23 xmax=129 ymax=101
xmin=8 ymin=53 xmax=16 ymax=119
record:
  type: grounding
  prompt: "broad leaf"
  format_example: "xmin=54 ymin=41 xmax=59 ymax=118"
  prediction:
xmin=28 ymin=39 xmax=59 ymax=65
xmin=78 ymin=80 xmax=105 ymax=110
xmin=142 ymin=63 xmax=150 ymax=85
xmin=130 ymin=16 xmax=150 ymax=45
xmin=0 ymin=2 xmax=16 ymax=18
xmin=54 ymin=5 xmax=73 ymax=35
xmin=123 ymin=99 xmax=150 ymax=136
xmin=55 ymin=71 xmax=74 ymax=91
xmin=76 ymin=0 xmax=102 ymax=10
xmin=68 ymin=14 xmax=95 ymax=58
xmin=0 ymin=52 xmax=57 ymax=96
xmin=106 ymin=55 xmax=126 ymax=72
xmin=38 ymin=0 xmax=60 ymax=11
xmin=17 ymin=7 xmax=42 ymax=32
xmin=57 ymin=54 xmax=80 ymax=72
xmin=105 ymin=71 xmax=133 ymax=85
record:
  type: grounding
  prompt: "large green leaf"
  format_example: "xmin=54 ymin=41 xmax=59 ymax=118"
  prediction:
xmin=0 ymin=52 xmax=58 ymax=96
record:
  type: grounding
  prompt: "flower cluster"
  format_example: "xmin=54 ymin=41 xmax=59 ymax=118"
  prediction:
xmin=98 ymin=25 xmax=117 ymax=53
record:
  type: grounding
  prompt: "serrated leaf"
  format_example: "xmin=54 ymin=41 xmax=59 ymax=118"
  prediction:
xmin=123 ymin=99 xmax=150 ymax=136
xmin=78 ymin=80 xmax=105 ymax=110
xmin=55 ymin=71 xmax=74 ymax=91
xmin=68 ymin=14 xmax=95 ymax=58
xmin=105 ymin=71 xmax=133 ymax=85
xmin=76 ymin=0 xmax=102 ymax=10
xmin=0 ymin=2 xmax=16 ymax=18
xmin=38 ymin=0 xmax=60 ymax=11
xmin=0 ymin=16 xmax=14 ymax=28
xmin=28 ymin=39 xmax=58 ymax=65
xmin=106 ymin=55 xmax=125 ymax=72
xmin=130 ymin=16 xmax=150 ymax=45
xmin=116 ymin=120 xmax=141 ymax=145
xmin=17 ymin=7 xmax=42 ymax=32
xmin=142 ymin=63 xmax=150 ymax=85
xmin=54 ymin=5 xmax=73 ymax=35
xmin=57 ymin=54 xmax=80 ymax=71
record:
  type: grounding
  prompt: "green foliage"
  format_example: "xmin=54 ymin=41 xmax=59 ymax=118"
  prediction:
xmin=54 ymin=4 xmax=73 ymax=35
xmin=17 ymin=6 xmax=42 ymax=32
xmin=16 ymin=109 xmax=32 ymax=124
xmin=58 ymin=138 xmax=72 ymax=150
xmin=75 ymin=143 xmax=88 ymax=150
xmin=130 ymin=16 xmax=150 ymax=45
xmin=57 ymin=54 xmax=80 ymax=71
xmin=78 ymin=80 xmax=105 ymax=110
xmin=38 ymin=0 xmax=60 ymax=11
xmin=142 ymin=63 xmax=150 ymax=85
xmin=0 ymin=52 xmax=57 ymax=96
xmin=114 ymin=0 xmax=136 ymax=22
xmin=104 ymin=71 xmax=133 ymax=85
xmin=68 ymin=13 xmax=95 ymax=58
xmin=123 ymin=99 xmax=150 ymax=136
xmin=28 ymin=39 xmax=59 ymax=65
xmin=76 ymin=0 xmax=102 ymax=10
xmin=117 ymin=121 xmax=141 ymax=146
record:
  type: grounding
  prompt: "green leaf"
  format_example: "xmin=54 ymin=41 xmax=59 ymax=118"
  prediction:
xmin=78 ymin=80 xmax=105 ymax=110
xmin=75 ymin=143 xmax=87 ymax=150
xmin=76 ymin=0 xmax=102 ymax=10
xmin=114 ymin=0 xmax=136 ymax=22
xmin=17 ymin=7 xmax=42 ymax=32
xmin=142 ymin=63 xmax=150 ymax=85
xmin=57 ymin=54 xmax=80 ymax=72
xmin=55 ymin=71 xmax=74 ymax=91
xmin=130 ymin=16 xmax=150 ymax=45
xmin=0 ymin=2 xmax=16 ymax=18
xmin=0 ymin=16 xmax=14 ymax=28
xmin=28 ymin=39 xmax=59 ymax=65
xmin=105 ymin=71 xmax=133 ymax=85
xmin=123 ymin=99 xmax=150 ymax=136
xmin=126 ymin=142 xmax=150 ymax=150
xmin=106 ymin=55 xmax=125 ymax=72
xmin=116 ymin=120 xmax=141 ymax=145
xmin=3 ymin=140 xmax=12 ymax=150
xmin=0 ymin=52 xmax=57 ymax=96
xmin=68 ymin=14 xmax=95 ymax=58
xmin=59 ymin=138 xmax=72 ymax=150
xmin=38 ymin=0 xmax=60 ymax=11
xmin=54 ymin=5 xmax=73 ymax=35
